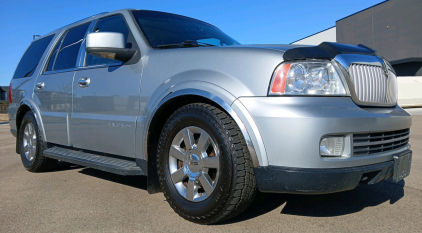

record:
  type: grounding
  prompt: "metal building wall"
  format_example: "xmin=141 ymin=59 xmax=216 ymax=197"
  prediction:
xmin=336 ymin=0 xmax=422 ymax=64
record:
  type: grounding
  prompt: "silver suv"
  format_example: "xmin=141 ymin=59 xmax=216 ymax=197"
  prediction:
xmin=8 ymin=9 xmax=412 ymax=224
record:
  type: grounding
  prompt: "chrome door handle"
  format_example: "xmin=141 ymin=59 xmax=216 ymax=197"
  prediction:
xmin=36 ymin=82 xmax=44 ymax=90
xmin=78 ymin=77 xmax=90 ymax=88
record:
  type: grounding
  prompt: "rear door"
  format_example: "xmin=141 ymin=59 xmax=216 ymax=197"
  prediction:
xmin=70 ymin=14 xmax=142 ymax=157
xmin=34 ymin=22 xmax=91 ymax=145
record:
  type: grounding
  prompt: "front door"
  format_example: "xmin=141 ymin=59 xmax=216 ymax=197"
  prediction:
xmin=70 ymin=14 xmax=142 ymax=157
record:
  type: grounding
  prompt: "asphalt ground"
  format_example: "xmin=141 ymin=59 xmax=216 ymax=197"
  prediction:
xmin=1 ymin=109 xmax=422 ymax=232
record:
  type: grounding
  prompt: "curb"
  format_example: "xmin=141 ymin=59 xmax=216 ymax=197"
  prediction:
xmin=401 ymin=105 xmax=422 ymax=109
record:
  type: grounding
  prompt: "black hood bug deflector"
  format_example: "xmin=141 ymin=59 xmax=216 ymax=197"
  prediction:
xmin=283 ymin=42 xmax=377 ymax=61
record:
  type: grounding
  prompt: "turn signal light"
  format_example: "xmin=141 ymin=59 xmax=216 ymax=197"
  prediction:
xmin=270 ymin=63 xmax=291 ymax=94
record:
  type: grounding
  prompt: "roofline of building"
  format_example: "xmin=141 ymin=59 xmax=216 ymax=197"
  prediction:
xmin=290 ymin=26 xmax=335 ymax=44
xmin=291 ymin=1 xmax=389 ymax=44
xmin=336 ymin=0 xmax=389 ymax=22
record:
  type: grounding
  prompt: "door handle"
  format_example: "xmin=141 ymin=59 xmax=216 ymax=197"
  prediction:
xmin=36 ymin=82 xmax=44 ymax=90
xmin=78 ymin=77 xmax=90 ymax=88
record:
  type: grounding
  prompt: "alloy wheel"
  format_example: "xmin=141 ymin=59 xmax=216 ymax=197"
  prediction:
xmin=168 ymin=126 xmax=220 ymax=202
xmin=23 ymin=122 xmax=37 ymax=162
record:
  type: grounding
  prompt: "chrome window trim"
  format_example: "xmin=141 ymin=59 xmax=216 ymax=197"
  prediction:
xmin=42 ymin=68 xmax=77 ymax=75
xmin=77 ymin=19 xmax=98 ymax=67
xmin=75 ymin=63 xmax=122 ymax=71
xmin=48 ymin=31 xmax=68 ymax=73
xmin=333 ymin=54 xmax=397 ymax=107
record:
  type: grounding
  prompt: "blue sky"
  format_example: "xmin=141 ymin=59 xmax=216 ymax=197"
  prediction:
xmin=0 ymin=0 xmax=384 ymax=86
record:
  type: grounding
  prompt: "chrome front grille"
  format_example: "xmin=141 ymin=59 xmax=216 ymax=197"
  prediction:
xmin=353 ymin=129 xmax=410 ymax=156
xmin=348 ymin=64 xmax=397 ymax=104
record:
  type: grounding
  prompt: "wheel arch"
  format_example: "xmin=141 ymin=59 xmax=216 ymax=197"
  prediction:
xmin=15 ymin=99 xmax=47 ymax=154
xmin=145 ymin=88 xmax=260 ymax=194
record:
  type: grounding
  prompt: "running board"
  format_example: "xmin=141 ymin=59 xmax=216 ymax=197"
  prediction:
xmin=43 ymin=147 xmax=144 ymax=176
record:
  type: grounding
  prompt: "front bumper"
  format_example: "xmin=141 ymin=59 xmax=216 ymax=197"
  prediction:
xmin=237 ymin=96 xmax=412 ymax=168
xmin=237 ymin=96 xmax=412 ymax=194
xmin=254 ymin=160 xmax=401 ymax=194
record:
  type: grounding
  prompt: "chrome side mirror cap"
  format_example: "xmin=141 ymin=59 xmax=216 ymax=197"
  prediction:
xmin=86 ymin=32 xmax=135 ymax=62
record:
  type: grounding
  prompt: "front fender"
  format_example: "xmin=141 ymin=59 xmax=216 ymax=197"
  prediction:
xmin=137 ymin=83 xmax=267 ymax=167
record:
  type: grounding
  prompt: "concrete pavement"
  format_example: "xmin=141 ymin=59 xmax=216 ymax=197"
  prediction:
xmin=1 ymin=114 xmax=421 ymax=232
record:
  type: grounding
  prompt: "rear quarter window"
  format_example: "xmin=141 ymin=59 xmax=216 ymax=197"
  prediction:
xmin=13 ymin=34 xmax=54 ymax=79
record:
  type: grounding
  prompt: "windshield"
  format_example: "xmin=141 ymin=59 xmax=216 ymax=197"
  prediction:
xmin=131 ymin=10 xmax=240 ymax=48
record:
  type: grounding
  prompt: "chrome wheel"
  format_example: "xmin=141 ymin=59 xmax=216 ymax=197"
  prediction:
xmin=169 ymin=126 xmax=220 ymax=202
xmin=23 ymin=122 xmax=37 ymax=162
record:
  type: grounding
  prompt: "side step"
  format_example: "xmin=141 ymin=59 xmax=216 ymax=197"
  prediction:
xmin=43 ymin=147 xmax=144 ymax=176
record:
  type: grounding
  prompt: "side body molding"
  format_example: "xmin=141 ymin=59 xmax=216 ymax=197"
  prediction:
xmin=141 ymin=88 xmax=265 ymax=168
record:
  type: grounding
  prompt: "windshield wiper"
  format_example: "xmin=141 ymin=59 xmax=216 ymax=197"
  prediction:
xmin=158 ymin=40 xmax=215 ymax=49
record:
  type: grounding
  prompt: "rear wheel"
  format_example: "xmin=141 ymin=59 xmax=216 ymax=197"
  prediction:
xmin=19 ymin=111 xmax=57 ymax=172
xmin=157 ymin=103 xmax=256 ymax=224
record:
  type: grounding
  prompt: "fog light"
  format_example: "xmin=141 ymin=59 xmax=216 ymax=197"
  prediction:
xmin=320 ymin=137 xmax=344 ymax=157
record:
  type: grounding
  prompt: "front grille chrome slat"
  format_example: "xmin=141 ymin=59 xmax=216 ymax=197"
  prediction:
xmin=353 ymin=135 xmax=409 ymax=147
xmin=354 ymin=139 xmax=409 ymax=154
xmin=348 ymin=64 xmax=396 ymax=104
xmin=353 ymin=129 xmax=410 ymax=156
xmin=353 ymin=131 xmax=409 ymax=141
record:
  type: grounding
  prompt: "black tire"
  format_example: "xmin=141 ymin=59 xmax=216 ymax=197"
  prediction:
xmin=157 ymin=103 xmax=256 ymax=224
xmin=19 ymin=111 xmax=58 ymax=172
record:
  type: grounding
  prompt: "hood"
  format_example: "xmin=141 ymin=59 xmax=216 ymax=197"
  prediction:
xmin=223 ymin=42 xmax=376 ymax=61
xmin=215 ymin=44 xmax=310 ymax=53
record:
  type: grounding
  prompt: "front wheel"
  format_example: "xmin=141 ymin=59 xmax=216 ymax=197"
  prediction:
xmin=157 ymin=103 xmax=256 ymax=224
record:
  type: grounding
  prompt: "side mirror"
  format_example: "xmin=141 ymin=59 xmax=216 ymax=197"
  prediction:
xmin=86 ymin=32 xmax=136 ymax=62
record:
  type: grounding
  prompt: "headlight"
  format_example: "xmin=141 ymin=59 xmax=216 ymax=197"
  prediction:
xmin=386 ymin=70 xmax=398 ymax=103
xmin=269 ymin=61 xmax=348 ymax=96
xmin=382 ymin=58 xmax=399 ymax=104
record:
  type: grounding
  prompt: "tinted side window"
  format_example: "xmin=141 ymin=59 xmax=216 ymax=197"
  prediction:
xmin=13 ymin=35 xmax=54 ymax=79
xmin=85 ymin=15 xmax=129 ymax=66
xmin=54 ymin=23 xmax=90 ymax=70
